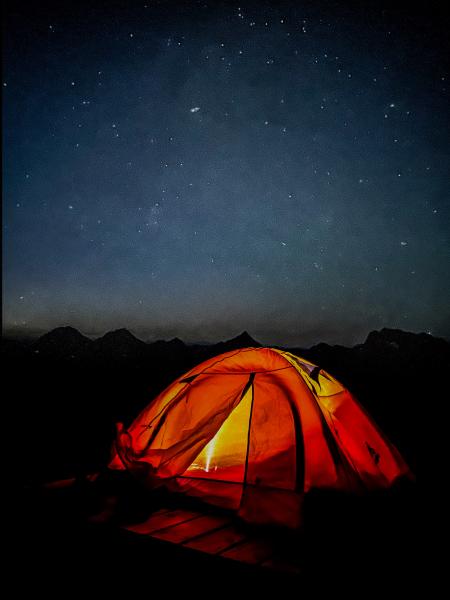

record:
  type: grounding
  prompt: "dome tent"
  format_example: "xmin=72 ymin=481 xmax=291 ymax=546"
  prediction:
xmin=110 ymin=347 xmax=411 ymax=528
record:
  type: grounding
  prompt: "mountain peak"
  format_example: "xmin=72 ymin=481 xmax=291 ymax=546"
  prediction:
xmin=34 ymin=326 xmax=92 ymax=356
xmin=98 ymin=328 xmax=143 ymax=342
xmin=234 ymin=330 xmax=260 ymax=344
xmin=40 ymin=325 xmax=86 ymax=338
xmin=37 ymin=326 xmax=90 ymax=342
xmin=95 ymin=328 xmax=145 ymax=349
xmin=146 ymin=336 xmax=187 ymax=356
xmin=365 ymin=328 xmax=433 ymax=347
xmin=221 ymin=330 xmax=261 ymax=349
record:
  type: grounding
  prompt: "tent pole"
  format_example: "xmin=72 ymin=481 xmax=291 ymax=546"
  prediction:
xmin=242 ymin=372 xmax=256 ymax=487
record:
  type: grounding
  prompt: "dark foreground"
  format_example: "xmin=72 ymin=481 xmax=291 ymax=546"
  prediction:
xmin=5 ymin=327 xmax=429 ymax=593
xmin=15 ymin=473 xmax=418 ymax=595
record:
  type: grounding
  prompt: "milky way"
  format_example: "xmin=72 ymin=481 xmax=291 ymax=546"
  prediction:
xmin=3 ymin=1 xmax=450 ymax=345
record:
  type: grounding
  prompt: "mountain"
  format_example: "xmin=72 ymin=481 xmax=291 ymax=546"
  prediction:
xmin=148 ymin=336 xmax=186 ymax=351
xmin=209 ymin=331 xmax=261 ymax=355
xmin=7 ymin=326 xmax=449 ymax=373
xmin=225 ymin=330 xmax=261 ymax=347
xmin=294 ymin=328 xmax=450 ymax=366
xmin=362 ymin=327 xmax=450 ymax=364
xmin=93 ymin=328 xmax=146 ymax=358
xmin=147 ymin=336 xmax=187 ymax=354
xmin=33 ymin=326 xmax=93 ymax=358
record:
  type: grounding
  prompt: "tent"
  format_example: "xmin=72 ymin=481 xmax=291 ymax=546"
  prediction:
xmin=110 ymin=347 xmax=411 ymax=528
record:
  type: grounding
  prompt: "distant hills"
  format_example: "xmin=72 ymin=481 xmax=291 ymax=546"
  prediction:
xmin=303 ymin=326 xmax=450 ymax=366
xmin=1 ymin=326 xmax=263 ymax=362
xmin=2 ymin=325 xmax=448 ymax=369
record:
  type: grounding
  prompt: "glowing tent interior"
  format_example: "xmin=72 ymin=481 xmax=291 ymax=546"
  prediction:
xmin=110 ymin=347 xmax=411 ymax=528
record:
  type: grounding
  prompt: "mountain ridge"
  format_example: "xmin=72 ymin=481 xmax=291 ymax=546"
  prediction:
xmin=4 ymin=325 xmax=449 ymax=348
xmin=4 ymin=325 xmax=448 ymax=364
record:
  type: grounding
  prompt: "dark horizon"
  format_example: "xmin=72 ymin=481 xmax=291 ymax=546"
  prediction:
xmin=2 ymin=321 xmax=447 ymax=349
xmin=3 ymin=1 xmax=450 ymax=348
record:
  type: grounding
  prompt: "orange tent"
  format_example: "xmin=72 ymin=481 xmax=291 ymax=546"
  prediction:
xmin=110 ymin=347 xmax=411 ymax=527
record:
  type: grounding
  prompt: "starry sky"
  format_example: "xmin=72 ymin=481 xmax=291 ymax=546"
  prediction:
xmin=3 ymin=0 xmax=450 ymax=346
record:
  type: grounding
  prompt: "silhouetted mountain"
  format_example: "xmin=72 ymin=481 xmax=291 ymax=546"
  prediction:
xmin=33 ymin=326 xmax=93 ymax=358
xmin=93 ymin=328 xmax=146 ymax=359
xmin=148 ymin=336 xmax=187 ymax=355
xmin=144 ymin=337 xmax=190 ymax=367
xmin=7 ymin=326 xmax=449 ymax=370
xmin=149 ymin=337 xmax=186 ymax=351
xmin=361 ymin=327 xmax=450 ymax=365
xmin=298 ymin=328 xmax=450 ymax=368
xmin=210 ymin=331 xmax=261 ymax=354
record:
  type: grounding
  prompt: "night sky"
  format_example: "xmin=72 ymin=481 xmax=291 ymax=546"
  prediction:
xmin=3 ymin=1 xmax=450 ymax=346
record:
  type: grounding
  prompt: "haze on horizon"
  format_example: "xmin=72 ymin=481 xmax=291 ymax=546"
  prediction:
xmin=3 ymin=1 xmax=450 ymax=349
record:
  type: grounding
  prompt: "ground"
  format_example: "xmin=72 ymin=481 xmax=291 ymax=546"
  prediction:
xmin=15 ymin=472 xmax=418 ymax=595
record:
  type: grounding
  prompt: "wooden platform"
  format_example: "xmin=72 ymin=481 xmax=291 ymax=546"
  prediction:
xmin=122 ymin=507 xmax=302 ymax=574
xmin=39 ymin=474 xmax=302 ymax=575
